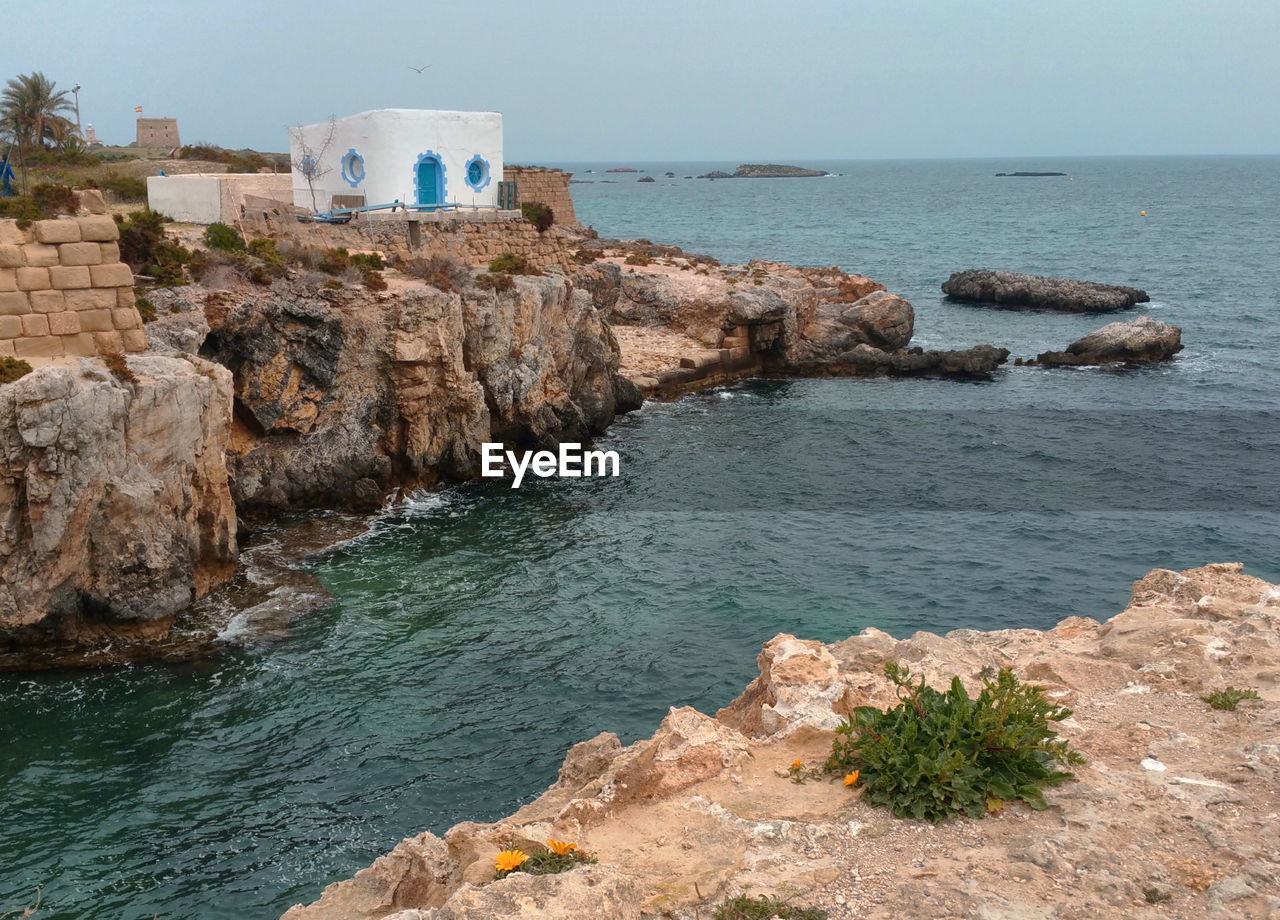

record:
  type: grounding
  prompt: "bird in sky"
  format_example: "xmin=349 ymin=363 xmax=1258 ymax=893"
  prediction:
xmin=407 ymin=65 xmax=432 ymax=73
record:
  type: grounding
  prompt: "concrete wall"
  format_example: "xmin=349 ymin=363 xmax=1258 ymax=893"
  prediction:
xmin=148 ymin=174 xmax=293 ymax=224
xmin=0 ymin=210 xmax=148 ymax=361
xmin=290 ymin=109 xmax=503 ymax=213
xmin=506 ymin=166 xmax=578 ymax=228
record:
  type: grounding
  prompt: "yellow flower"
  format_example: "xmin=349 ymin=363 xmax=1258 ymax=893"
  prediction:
xmin=790 ymin=758 xmax=803 ymax=771
xmin=495 ymin=849 xmax=528 ymax=873
xmin=547 ymin=839 xmax=578 ymax=855
xmin=843 ymin=770 xmax=861 ymax=787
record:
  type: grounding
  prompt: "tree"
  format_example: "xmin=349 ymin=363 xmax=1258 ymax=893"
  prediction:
xmin=1 ymin=72 xmax=74 ymax=150
xmin=288 ymin=116 xmax=336 ymax=213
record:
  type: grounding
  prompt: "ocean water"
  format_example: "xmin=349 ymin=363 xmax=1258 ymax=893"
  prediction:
xmin=4 ymin=156 xmax=1279 ymax=920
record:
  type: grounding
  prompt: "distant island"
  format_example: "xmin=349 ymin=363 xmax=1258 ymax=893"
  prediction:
xmin=698 ymin=164 xmax=830 ymax=179
xmin=606 ymin=167 xmax=640 ymax=173
xmin=995 ymin=171 xmax=1067 ymax=177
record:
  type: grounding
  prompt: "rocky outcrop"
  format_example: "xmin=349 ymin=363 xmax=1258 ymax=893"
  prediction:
xmin=805 ymin=342 xmax=1010 ymax=378
xmin=282 ymin=562 xmax=1280 ymax=919
xmin=201 ymin=274 xmax=640 ymax=515
xmin=0 ymin=355 xmax=237 ymax=667
xmin=698 ymin=165 xmax=830 ymax=179
xmin=1034 ymin=315 xmax=1184 ymax=366
xmin=942 ymin=269 xmax=1149 ymax=312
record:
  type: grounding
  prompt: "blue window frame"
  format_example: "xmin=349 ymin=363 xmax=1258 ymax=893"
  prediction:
xmin=340 ymin=148 xmax=366 ymax=187
xmin=464 ymin=154 xmax=491 ymax=192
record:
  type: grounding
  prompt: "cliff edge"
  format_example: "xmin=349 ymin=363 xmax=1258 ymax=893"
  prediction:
xmin=282 ymin=563 xmax=1280 ymax=920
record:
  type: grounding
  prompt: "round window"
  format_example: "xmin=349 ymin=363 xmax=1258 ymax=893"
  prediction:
xmin=299 ymin=155 xmax=317 ymax=178
xmin=340 ymin=148 xmax=366 ymax=187
xmin=464 ymin=154 xmax=491 ymax=191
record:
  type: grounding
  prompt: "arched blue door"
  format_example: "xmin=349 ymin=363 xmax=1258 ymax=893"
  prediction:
xmin=415 ymin=155 xmax=442 ymax=208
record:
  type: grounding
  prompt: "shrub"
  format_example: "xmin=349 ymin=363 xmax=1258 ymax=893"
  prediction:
xmin=349 ymin=251 xmax=385 ymax=270
xmin=624 ymin=252 xmax=651 ymax=266
xmin=115 ymin=209 xmax=196 ymax=286
xmin=1200 ymin=686 xmax=1260 ymax=711
xmin=520 ymin=201 xmax=554 ymax=232
xmin=101 ymin=352 xmax=137 ymax=384
xmin=713 ymin=895 xmax=828 ymax=920
xmin=89 ymin=172 xmax=148 ymax=201
xmin=203 ymin=222 xmax=244 ymax=252
xmin=318 ymin=247 xmax=351 ymax=275
xmin=825 ymin=662 xmax=1083 ymax=821
xmin=405 ymin=253 xmax=470 ymax=292
xmin=31 ymin=183 xmax=79 ymax=216
xmin=489 ymin=252 xmax=537 ymax=274
xmin=572 ymin=247 xmax=599 ymax=265
xmin=361 ymin=269 xmax=387 ymax=291
xmin=0 ymin=356 xmax=34 ymax=385
xmin=0 ymin=196 xmax=41 ymax=224
xmin=493 ymin=840 xmax=594 ymax=881
xmin=135 ymin=294 xmax=157 ymax=323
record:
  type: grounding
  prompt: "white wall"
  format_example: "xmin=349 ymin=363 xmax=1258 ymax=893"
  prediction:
xmin=147 ymin=175 xmax=222 ymax=223
xmin=289 ymin=109 xmax=504 ymax=213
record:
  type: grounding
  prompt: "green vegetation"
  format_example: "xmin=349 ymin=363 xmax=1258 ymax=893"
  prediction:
xmin=1143 ymin=886 xmax=1173 ymax=905
xmin=115 ymin=209 xmax=200 ymax=286
xmin=520 ymin=200 xmax=554 ymax=232
xmin=488 ymin=252 xmax=538 ymax=274
xmin=475 ymin=272 xmax=514 ymax=293
xmin=1200 ymin=686 xmax=1260 ymax=711
xmin=101 ymin=352 xmax=137 ymax=384
xmin=405 ymin=253 xmax=469 ymax=292
xmin=713 ymin=894 xmax=829 ymax=920
xmin=177 ymin=144 xmax=287 ymax=174
xmin=203 ymin=222 xmax=244 ymax=252
xmin=86 ymin=172 xmax=148 ymax=201
xmin=0 ymin=357 xmax=34 ymax=385
xmin=519 ymin=847 xmax=597 ymax=876
xmin=134 ymin=294 xmax=157 ymax=323
xmin=825 ymin=662 xmax=1083 ymax=821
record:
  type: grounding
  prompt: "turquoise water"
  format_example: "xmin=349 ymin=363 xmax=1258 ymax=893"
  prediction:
xmin=4 ymin=156 xmax=1279 ymax=920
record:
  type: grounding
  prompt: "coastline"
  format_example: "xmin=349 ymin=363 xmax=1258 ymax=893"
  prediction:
xmin=281 ymin=562 xmax=1280 ymax=920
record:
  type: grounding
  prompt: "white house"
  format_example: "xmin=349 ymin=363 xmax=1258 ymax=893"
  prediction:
xmin=289 ymin=108 xmax=503 ymax=214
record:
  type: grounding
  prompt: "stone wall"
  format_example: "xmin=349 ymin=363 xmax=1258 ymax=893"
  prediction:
xmin=0 ymin=213 xmax=147 ymax=361
xmin=136 ymin=116 xmax=180 ymax=147
xmin=506 ymin=166 xmax=578 ymax=228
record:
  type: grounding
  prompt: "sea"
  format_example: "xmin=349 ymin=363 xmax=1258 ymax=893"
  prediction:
xmin=3 ymin=155 xmax=1278 ymax=919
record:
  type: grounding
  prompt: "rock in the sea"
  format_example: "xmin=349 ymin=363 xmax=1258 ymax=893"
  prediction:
xmin=942 ymin=269 xmax=1149 ymax=312
xmin=813 ymin=343 xmax=1010 ymax=378
xmin=1034 ymin=315 xmax=1183 ymax=366
xmin=637 ymin=176 xmax=655 ymax=183
xmin=0 ymin=356 xmax=237 ymax=665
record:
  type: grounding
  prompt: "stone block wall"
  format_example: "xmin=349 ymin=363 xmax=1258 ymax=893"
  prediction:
xmin=0 ymin=215 xmax=148 ymax=360
xmin=506 ymin=166 xmax=578 ymax=228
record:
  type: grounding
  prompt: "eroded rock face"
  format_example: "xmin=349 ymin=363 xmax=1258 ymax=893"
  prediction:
xmin=1035 ymin=315 xmax=1183 ymax=366
xmin=201 ymin=275 xmax=639 ymax=515
xmin=0 ymin=356 xmax=237 ymax=664
xmin=942 ymin=269 xmax=1149 ymax=313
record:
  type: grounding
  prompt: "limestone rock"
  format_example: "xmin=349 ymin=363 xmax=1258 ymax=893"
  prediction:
xmin=810 ymin=342 xmax=1010 ymax=378
xmin=0 ymin=356 xmax=237 ymax=664
xmin=942 ymin=269 xmax=1149 ymax=312
xmin=1034 ymin=315 xmax=1183 ymax=366
xmin=717 ymin=634 xmax=847 ymax=737
xmin=415 ymin=867 xmax=644 ymax=920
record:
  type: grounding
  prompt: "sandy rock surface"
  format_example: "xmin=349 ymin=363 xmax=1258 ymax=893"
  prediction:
xmin=283 ymin=562 xmax=1280 ymax=920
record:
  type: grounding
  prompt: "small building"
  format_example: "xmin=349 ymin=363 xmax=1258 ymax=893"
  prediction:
xmin=136 ymin=117 xmax=180 ymax=148
xmin=289 ymin=108 xmax=503 ymax=213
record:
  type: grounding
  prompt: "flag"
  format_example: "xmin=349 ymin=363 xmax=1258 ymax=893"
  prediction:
xmin=134 ymin=106 xmax=143 ymax=113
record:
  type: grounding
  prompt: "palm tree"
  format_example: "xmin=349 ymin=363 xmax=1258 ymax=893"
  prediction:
xmin=1 ymin=72 xmax=75 ymax=150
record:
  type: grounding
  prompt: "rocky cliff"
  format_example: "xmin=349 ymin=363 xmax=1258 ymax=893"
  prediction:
xmin=0 ymin=355 xmax=237 ymax=667
xmin=282 ymin=563 xmax=1280 ymax=920
xmin=194 ymin=273 xmax=639 ymax=515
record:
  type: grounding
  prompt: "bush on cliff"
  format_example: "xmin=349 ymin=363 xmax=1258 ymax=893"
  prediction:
xmin=713 ymin=895 xmax=828 ymax=920
xmin=0 ymin=356 xmax=34 ymax=385
xmin=115 ymin=209 xmax=198 ymax=287
xmin=0 ymin=183 xmax=79 ymax=225
xmin=405 ymin=253 xmax=470 ymax=292
xmin=826 ymin=661 xmax=1083 ymax=821
xmin=488 ymin=252 xmax=540 ymax=275
xmin=520 ymin=201 xmax=554 ymax=232
xmin=203 ymin=222 xmax=244 ymax=252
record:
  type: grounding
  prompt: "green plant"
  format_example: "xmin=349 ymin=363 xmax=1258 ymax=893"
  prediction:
xmin=489 ymin=252 xmax=533 ymax=274
xmin=135 ymin=295 xmax=157 ymax=323
xmin=1200 ymin=686 xmax=1260 ymax=711
xmin=323 ymin=278 xmax=343 ymax=290
xmin=115 ymin=209 xmax=195 ymax=286
xmin=361 ymin=269 xmax=387 ymax=291
xmin=30 ymin=183 xmax=78 ymax=216
xmin=825 ymin=662 xmax=1083 ymax=821
xmin=713 ymin=894 xmax=828 ymax=920
xmin=520 ymin=200 xmax=554 ymax=232
xmin=407 ymin=253 xmax=470 ymax=291
xmin=203 ymin=222 xmax=244 ymax=252
xmin=349 ymin=251 xmax=385 ymax=270
xmin=0 ymin=196 xmax=41 ymax=224
xmin=318 ymin=247 xmax=351 ymax=275
xmin=88 ymin=172 xmax=148 ymax=201
xmin=493 ymin=841 xmax=594 ymax=881
xmin=624 ymin=252 xmax=651 ymax=266
xmin=0 ymin=356 xmax=34 ymax=385
xmin=1143 ymin=886 xmax=1173 ymax=905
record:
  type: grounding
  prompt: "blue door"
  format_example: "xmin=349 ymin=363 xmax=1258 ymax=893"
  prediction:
xmin=416 ymin=156 xmax=442 ymax=208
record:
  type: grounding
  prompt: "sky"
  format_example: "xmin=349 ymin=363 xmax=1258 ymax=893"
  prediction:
xmin=8 ymin=0 xmax=1280 ymax=161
